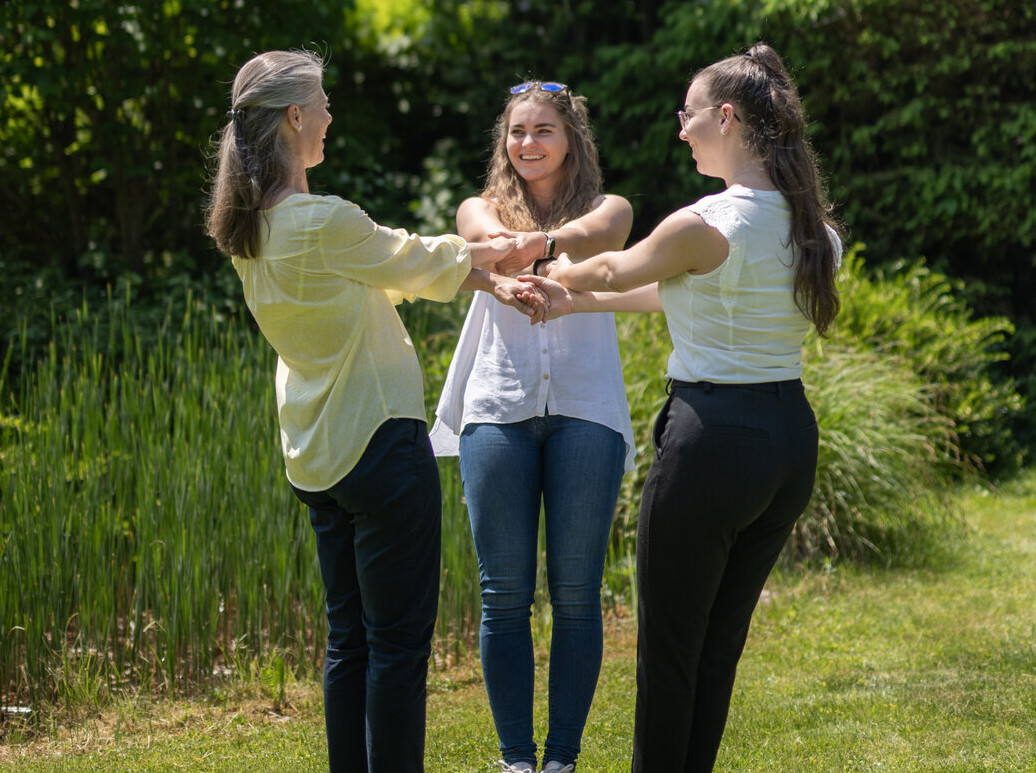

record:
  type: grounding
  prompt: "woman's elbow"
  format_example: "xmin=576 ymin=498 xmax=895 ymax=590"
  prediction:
xmin=600 ymin=265 xmax=629 ymax=292
xmin=607 ymin=270 xmax=641 ymax=294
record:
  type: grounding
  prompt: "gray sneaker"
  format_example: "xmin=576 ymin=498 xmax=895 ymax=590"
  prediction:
xmin=540 ymin=763 xmax=575 ymax=773
xmin=496 ymin=761 xmax=536 ymax=773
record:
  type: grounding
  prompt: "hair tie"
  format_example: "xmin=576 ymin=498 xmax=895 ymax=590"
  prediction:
xmin=227 ymin=107 xmax=244 ymax=122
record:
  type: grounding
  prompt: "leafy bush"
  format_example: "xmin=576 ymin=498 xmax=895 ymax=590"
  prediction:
xmin=829 ymin=249 xmax=1024 ymax=474
xmin=793 ymin=346 xmax=961 ymax=561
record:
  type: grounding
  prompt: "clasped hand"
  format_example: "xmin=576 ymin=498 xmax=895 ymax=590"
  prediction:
xmin=495 ymin=275 xmax=551 ymax=323
xmin=514 ymin=253 xmax=575 ymax=324
xmin=486 ymin=229 xmax=549 ymax=277
xmin=478 ymin=234 xmax=578 ymax=324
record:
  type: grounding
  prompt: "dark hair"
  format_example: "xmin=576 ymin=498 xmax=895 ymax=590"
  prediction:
xmin=695 ymin=43 xmax=842 ymax=335
xmin=204 ymin=50 xmax=325 ymax=259
xmin=481 ymin=84 xmax=603 ymax=231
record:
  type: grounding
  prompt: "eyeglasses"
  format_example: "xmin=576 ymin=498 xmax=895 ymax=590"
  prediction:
xmin=510 ymin=81 xmax=568 ymax=95
xmin=676 ymin=105 xmax=742 ymax=131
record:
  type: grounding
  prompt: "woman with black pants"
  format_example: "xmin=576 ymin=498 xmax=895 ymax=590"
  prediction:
xmin=204 ymin=50 xmax=540 ymax=773
xmin=523 ymin=42 xmax=843 ymax=772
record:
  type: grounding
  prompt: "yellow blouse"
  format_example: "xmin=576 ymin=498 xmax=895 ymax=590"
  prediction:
xmin=232 ymin=194 xmax=471 ymax=491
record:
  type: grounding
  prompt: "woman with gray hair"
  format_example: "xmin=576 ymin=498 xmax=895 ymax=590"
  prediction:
xmin=205 ymin=49 xmax=539 ymax=773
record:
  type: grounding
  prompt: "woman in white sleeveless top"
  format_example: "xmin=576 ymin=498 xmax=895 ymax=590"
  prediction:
xmin=431 ymin=81 xmax=635 ymax=773
xmin=524 ymin=44 xmax=843 ymax=773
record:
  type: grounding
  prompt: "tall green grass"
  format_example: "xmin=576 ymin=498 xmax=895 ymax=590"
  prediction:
xmin=0 ymin=289 xmax=326 ymax=710
xmin=433 ymin=457 xmax=482 ymax=665
xmin=793 ymin=344 xmax=961 ymax=561
xmin=0 ymin=288 xmax=518 ymax=712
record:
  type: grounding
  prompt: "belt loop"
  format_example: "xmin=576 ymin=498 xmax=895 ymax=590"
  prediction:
xmin=665 ymin=378 xmax=673 ymax=396
xmin=703 ymin=381 xmax=714 ymax=394
xmin=776 ymin=380 xmax=783 ymax=398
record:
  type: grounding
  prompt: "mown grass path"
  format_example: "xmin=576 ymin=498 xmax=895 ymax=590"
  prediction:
xmin=4 ymin=474 xmax=1035 ymax=772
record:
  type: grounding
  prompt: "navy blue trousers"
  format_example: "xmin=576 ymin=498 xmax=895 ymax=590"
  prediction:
xmin=292 ymin=418 xmax=441 ymax=773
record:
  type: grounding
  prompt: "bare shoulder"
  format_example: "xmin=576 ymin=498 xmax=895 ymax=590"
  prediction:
xmin=593 ymin=193 xmax=633 ymax=216
xmin=647 ymin=207 xmax=728 ymax=274
xmin=584 ymin=193 xmax=634 ymax=240
xmin=657 ymin=206 xmax=715 ymax=236
xmin=456 ymin=195 xmax=496 ymax=217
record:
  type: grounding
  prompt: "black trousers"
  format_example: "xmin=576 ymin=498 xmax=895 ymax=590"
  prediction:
xmin=291 ymin=418 xmax=441 ymax=773
xmin=631 ymin=380 xmax=818 ymax=773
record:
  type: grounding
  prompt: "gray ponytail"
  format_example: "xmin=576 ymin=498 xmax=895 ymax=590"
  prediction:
xmin=204 ymin=50 xmax=325 ymax=259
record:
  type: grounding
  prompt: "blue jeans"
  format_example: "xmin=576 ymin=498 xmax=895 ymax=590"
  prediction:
xmin=459 ymin=415 xmax=625 ymax=768
xmin=292 ymin=418 xmax=441 ymax=773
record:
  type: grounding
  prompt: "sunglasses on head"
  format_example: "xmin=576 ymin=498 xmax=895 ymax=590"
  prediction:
xmin=510 ymin=81 xmax=568 ymax=95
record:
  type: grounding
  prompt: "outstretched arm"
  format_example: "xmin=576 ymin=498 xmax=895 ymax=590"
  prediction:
xmin=462 ymin=268 xmax=550 ymax=323
xmin=518 ymin=272 xmax=662 ymax=318
xmin=458 ymin=193 xmax=634 ymax=276
xmin=467 ymin=235 xmax=518 ymax=269
xmin=551 ymin=208 xmax=729 ymax=293
xmin=538 ymin=193 xmax=634 ymax=261
xmin=456 ymin=196 xmax=542 ymax=275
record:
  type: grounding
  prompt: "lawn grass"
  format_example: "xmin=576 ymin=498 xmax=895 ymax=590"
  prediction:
xmin=2 ymin=472 xmax=1035 ymax=772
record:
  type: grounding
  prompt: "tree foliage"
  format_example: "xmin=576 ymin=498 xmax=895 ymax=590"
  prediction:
xmin=0 ymin=0 xmax=346 ymax=278
xmin=1 ymin=0 xmax=1033 ymax=456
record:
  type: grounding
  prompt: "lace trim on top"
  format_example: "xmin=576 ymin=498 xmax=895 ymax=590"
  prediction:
xmin=687 ymin=197 xmax=745 ymax=315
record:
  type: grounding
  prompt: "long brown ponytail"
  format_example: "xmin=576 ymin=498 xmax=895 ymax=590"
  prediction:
xmin=695 ymin=43 xmax=842 ymax=335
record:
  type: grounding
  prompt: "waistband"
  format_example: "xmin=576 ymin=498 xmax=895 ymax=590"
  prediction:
xmin=666 ymin=378 xmax=802 ymax=396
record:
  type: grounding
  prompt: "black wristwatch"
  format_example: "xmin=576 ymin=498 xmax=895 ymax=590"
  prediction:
xmin=533 ymin=233 xmax=557 ymax=275
xmin=533 ymin=256 xmax=557 ymax=276
xmin=542 ymin=234 xmax=556 ymax=259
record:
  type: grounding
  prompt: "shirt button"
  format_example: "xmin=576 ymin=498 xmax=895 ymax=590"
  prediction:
xmin=542 ymin=348 xmax=548 ymax=354
xmin=543 ymin=374 xmax=549 ymax=380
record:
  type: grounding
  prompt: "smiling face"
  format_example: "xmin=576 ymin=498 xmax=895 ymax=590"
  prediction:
xmin=678 ymin=79 xmax=726 ymax=178
xmin=298 ymin=90 xmax=332 ymax=169
xmin=505 ymin=101 xmax=570 ymax=192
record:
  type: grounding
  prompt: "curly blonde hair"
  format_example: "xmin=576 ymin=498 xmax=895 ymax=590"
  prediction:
xmin=481 ymin=84 xmax=603 ymax=232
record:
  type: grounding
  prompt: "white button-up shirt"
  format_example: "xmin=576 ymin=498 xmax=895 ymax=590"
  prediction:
xmin=430 ymin=291 xmax=636 ymax=472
